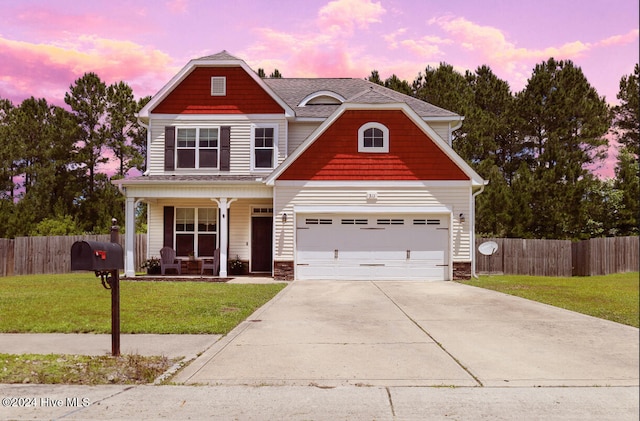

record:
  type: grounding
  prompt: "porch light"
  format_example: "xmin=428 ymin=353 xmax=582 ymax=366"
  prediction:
xmin=459 ymin=213 xmax=465 ymax=223
xmin=282 ymin=213 xmax=288 ymax=223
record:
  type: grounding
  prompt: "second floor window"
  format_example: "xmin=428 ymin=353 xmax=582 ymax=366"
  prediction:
xmin=253 ymin=126 xmax=276 ymax=169
xmin=176 ymin=127 xmax=219 ymax=169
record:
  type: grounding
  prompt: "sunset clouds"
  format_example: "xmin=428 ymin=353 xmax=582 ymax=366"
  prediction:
xmin=0 ymin=0 xmax=637 ymax=111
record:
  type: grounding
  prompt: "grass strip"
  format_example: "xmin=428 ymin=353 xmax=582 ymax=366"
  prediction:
xmin=0 ymin=353 xmax=179 ymax=385
xmin=461 ymin=272 xmax=639 ymax=327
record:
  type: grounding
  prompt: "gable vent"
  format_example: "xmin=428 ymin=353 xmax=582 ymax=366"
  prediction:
xmin=211 ymin=77 xmax=226 ymax=96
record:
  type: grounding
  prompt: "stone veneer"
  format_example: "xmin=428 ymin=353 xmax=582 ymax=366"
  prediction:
xmin=274 ymin=261 xmax=294 ymax=281
xmin=453 ymin=262 xmax=472 ymax=280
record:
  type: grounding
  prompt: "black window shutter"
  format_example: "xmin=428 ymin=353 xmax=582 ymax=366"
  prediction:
xmin=163 ymin=206 xmax=174 ymax=248
xmin=164 ymin=127 xmax=175 ymax=171
xmin=220 ymin=126 xmax=231 ymax=171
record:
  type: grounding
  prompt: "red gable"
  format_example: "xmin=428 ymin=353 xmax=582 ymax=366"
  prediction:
xmin=151 ymin=67 xmax=284 ymax=115
xmin=278 ymin=110 xmax=469 ymax=181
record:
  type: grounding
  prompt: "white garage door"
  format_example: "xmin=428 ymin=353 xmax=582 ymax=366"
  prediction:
xmin=296 ymin=214 xmax=449 ymax=280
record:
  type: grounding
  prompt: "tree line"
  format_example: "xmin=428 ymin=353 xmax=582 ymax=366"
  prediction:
xmin=370 ymin=59 xmax=638 ymax=239
xmin=0 ymin=73 xmax=150 ymax=237
xmin=0 ymin=59 xmax=637 ymax=239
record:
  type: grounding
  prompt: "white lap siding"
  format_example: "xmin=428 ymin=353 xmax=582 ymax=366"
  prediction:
xmin=147 ymin=116 xmax=287 ymax=176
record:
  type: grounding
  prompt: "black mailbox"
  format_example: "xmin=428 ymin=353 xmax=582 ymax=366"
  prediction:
xmin=71 ymin=240 xmax=124 ymax=271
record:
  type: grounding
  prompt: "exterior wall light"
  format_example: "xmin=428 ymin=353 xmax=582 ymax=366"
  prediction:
xmin=282 ymin=213 xmax=288 ymax=223
xmin=459 ymin=213 xmax=465 ymax=223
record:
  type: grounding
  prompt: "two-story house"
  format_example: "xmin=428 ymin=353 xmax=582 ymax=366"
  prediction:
xmin=115 ymin=51 xmax=486 ymax=281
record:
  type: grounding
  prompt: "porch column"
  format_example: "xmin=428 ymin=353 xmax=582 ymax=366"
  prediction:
xmin=213 ymin=197 xmax=237 ymax=277
xmin=124 ymin=196 xmax=136 ymax=277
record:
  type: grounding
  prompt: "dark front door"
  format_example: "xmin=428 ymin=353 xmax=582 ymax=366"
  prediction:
xmin=251 ymin=216 xmax=273 ymax=272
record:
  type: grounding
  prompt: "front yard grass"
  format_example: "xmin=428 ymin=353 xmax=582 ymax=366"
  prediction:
xmin=0 ymin=273 xmax=286 ymax=385
xmin=460 ymin=272 xmax=639 ymax=328
xmin=0 ymin=273 xmax=287 ymax=334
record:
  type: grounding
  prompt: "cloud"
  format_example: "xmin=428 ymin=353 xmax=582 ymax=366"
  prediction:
xmin=597 ymin=29 xmax=639 ymax=47
xmin=0 ymin=36 xmax=176 ymax=106
xmin=419 ymin=16 xmax=636 ymax=92
xmin=383 ymin=28 xmax=407 ymax=49
xmin=244 ymin=0 xmax=387 ymax=78
xmin=166 ymin=0 xmax=189 ymax=14
xmin=318 ymin=0 xmax=385 ymax=35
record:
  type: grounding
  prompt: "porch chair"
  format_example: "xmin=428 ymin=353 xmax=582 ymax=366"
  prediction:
xmin=159 ymin=247 xmax=182 ymax=275
xmin=201 ymin=248 xmax=220 ymax=276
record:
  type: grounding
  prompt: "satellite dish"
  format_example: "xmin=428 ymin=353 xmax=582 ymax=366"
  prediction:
xmin=478 ymin=241 xmax=499 ymax=256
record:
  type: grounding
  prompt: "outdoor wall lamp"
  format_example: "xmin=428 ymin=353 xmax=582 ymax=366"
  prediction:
xmin=282 ymin=213 xmax=288 ymax=223
xmin=459 ymin=213 xmax=465 ymax=223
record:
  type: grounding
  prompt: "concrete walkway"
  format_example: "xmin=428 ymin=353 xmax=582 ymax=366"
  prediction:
xmin=0 ymin=333 xmax=220 ymax=359
xmin=1 ymin=280 xmax=638 ymax=420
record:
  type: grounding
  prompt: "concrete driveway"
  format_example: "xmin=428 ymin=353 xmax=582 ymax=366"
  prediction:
xmin=174 ymin=280 xmax=639 ymax=388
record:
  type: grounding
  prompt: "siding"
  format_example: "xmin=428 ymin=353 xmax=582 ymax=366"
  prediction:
xmin=148 ymin=117 xmax=287 ymax=175
xmin=287 ymin=122 xmax=321 ymax=154
xmin=151 ymin=67 xmax=284 ymax=115
xmin=278 ymin=110 xmax=469 ymax=180
xmin=273 ymin=184 xmax=472 ymax=261
xmin=429 ymin=121 xmax=450 ymax=143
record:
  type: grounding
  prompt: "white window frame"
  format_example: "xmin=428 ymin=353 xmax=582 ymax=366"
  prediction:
xmin=251 ymin=123 xmax=278 ymax=171
xmin=175 ymin=127 xmax=220 ymax=169
xmin=175 ymin=207 xmax=218 ymax=258
xmin=211 ymin=77 xmax=226 ymax=96
xmin=358 ymin=122 xmax=389 ymax=153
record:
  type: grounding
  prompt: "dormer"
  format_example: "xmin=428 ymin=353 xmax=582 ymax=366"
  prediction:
xmin=298 ymin=91 xmax=345 ymax=106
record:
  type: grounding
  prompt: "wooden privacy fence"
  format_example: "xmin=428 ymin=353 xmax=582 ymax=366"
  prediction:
xmin=476 ymin=236 xmax=639 ymax=277
xmin=0 ymin=234 xmax=147 ymax=276
xmin=0 ymin=234 xmax=636 ymax=277
xmin=571 ymin=236 xmax=639 ymax=276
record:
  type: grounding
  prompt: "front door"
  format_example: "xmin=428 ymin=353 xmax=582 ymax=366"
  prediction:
xmin=251 ymin=216 xmax=273 ymax=272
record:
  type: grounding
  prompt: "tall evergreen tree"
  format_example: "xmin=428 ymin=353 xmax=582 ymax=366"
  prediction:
xmin=129 ymin=95 xmax=152 ymax=173
xmin=0 ymin=98 xmax=17 ymax=199
xmin=64 ymin=72 xmax=108 ymax=196
xmin=613 ymin=147 xmax=639 ymax=235
xmin=516 ymin=58 xmax=610 ymax=239
xmin=105 ymin=81 xmax=146 ymax=177
xmin=612 ymin=63 xmax=639 ymax=158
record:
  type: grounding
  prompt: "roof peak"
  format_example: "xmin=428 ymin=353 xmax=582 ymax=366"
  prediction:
xmin=197 ymin=50 xmax=241 ymax=61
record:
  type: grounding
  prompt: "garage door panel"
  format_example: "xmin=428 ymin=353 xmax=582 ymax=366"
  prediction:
xmin=296 ymin=214 xmax=449 ymax=281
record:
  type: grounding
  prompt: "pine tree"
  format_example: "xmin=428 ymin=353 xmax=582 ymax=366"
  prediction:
xmin=516 ymin=58 xmax=610 ymax=239
xmin=612 ymin=64 xmax=639 ymax=158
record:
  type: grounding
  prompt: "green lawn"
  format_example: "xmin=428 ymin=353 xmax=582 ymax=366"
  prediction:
xmin=0 ymin=273 xmax=287 ymax=334
xmin=460 ymin=272 xmax=639 ymax=328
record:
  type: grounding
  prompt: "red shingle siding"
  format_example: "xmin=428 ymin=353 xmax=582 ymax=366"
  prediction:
xmin=151 ymin=67 xmax=284 ymax=115
xmin=278 ymin=110 xmax=469 ymax=180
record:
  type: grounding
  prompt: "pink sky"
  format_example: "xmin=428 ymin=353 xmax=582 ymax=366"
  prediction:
xmin=1 ymin=0 xmax=638 ymax=177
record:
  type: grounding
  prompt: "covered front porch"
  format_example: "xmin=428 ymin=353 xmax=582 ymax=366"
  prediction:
xmin=116 ymin=176 xmax=273 ymax=278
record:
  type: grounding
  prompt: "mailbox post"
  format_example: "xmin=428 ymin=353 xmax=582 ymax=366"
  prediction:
xmin=109 ymin=222 xmax=120 ymax=357
xmin=71 ymin=221 xmax=123 ymax=357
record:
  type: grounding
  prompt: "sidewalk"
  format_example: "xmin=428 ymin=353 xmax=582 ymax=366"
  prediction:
xmin=0 ymin=334 xmax=219 ymax=359
xmin=1 ymin=383 xmax=638 ymax=420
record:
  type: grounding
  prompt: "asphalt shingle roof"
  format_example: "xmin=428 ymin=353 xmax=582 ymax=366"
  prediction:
xmin=264 ymin=78 xmax=458 ymax=119
xmin=190 ymin=52 xmax=459 ymax=120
